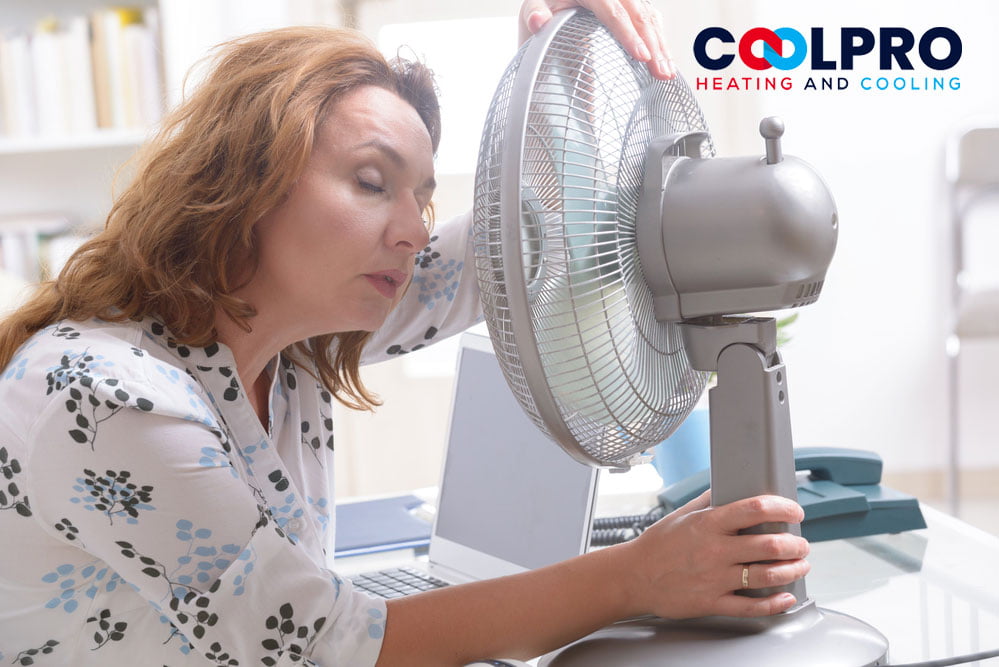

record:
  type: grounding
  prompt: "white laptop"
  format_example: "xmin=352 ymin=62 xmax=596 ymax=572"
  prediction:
xmin=348 ymin=330 xmax=599 ymax=598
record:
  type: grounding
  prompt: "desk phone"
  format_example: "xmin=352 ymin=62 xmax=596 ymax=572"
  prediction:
xmin=657 ymin=447 xmax=927 ymax=542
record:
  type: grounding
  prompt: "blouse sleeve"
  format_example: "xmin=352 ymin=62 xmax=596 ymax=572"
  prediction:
xmin=27 ymin=377 xmax=386 ymax=666
xmin=362 ymin=209 xmax=483 ymax=365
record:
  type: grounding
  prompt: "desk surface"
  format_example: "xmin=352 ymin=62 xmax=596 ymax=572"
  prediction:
xmin=808 ymin=505 xmax=999 ymax=664
xmin=337 ymin=503 xmax=999 ymax=665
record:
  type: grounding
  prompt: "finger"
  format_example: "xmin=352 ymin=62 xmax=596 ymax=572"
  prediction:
xmin=581 ymin=0 xmax=651 ymax=63
xmin=654 ymin=10 xmax=675 ymax=77
xmin=621 ymin=0 xmax=673 ymax=79
xmin=716 ymin=495 xmax=805 ymax=533
xmin=715 ymin=591 xmax=800 ymax=618
xmin=670 ymin=488 xmax=711 ymax=517
xmin=518 ymin=0 xmax=554 ymax=44
xmin=736 ymin=532 xmax=810 ymax=565
xmin=737 ymin=559 xmax=811 ymax=592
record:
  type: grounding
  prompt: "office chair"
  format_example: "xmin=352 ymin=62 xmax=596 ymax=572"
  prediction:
xmin=945 ymin=124 xmax=999 ymax=515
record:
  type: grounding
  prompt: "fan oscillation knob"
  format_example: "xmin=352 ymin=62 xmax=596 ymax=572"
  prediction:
xmin=760 ymin=116 xmax=785 ymax=164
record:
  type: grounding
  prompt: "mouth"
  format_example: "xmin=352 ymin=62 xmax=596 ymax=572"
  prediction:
xmin=364 ymin=269 xmax=408 ymax=299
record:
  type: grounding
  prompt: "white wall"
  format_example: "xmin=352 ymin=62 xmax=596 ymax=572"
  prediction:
xmin=338 ymin=0 xmax=999 ymax=497
xmin=691 ymin=0 xmax=999 ymax=476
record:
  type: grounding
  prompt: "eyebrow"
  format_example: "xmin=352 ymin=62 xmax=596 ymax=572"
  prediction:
xmin=353 ymin=139 xmax=437 ymax=192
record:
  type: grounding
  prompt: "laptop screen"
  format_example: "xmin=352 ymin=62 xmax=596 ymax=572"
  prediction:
xmin=432 ymin=332 xmax=598 ymax=573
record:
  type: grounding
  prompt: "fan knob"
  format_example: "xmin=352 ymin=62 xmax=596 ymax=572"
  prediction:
xmin=760 ymin=116 xmax=785 ymax=164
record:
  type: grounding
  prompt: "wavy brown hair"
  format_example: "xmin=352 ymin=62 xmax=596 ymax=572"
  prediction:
xmin=0 ymin=26 xmax=440 ymax=410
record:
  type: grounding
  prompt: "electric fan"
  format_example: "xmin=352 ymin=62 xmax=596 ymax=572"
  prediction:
xmin=473 ymin=9 xmax=888 ymax=667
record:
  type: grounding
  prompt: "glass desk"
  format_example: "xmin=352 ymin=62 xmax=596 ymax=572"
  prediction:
xmin=806 ymin=505 xmax=999 ymax=665
xmin=336 ymin=503 xmax=999 ymax=665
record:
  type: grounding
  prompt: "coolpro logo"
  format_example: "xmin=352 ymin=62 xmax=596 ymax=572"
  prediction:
xmin=692 ymin=26 xmax=962 ymax=92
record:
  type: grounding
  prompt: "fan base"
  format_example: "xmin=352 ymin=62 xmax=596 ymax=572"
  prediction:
xmin=539 ymin=600 xmax=888 ymax=667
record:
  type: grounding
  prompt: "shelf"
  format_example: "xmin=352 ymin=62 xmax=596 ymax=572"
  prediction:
xmin=0 ymin=128 xmax=150 ymax=155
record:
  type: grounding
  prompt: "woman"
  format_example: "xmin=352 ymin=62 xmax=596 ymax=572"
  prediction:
xmin=0 ymin=2 xmax=809 ymax=665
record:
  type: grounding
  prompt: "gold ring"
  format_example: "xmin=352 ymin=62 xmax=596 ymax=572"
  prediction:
xmin=741 ymin=565 xmax=750 ymax=589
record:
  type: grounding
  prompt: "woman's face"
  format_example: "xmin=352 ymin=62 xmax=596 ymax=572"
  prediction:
xmin=248 ymin=85 xmax=435 ymax=339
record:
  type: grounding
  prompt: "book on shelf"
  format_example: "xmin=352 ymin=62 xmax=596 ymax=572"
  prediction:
xmin=0 ymin=213 xmax=89 ymax=284
xmin=0 ymin=6 xmax=164 ymax=142
xmin=0 ymin=31 xmax=37 ymax=137
xmin=0 ymin=269 xmax=31 ymax=317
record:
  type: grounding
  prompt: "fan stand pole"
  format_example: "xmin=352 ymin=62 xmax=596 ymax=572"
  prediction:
xmin=539 ymin=316 xmax=889 ymax=666
xmin=686 ymin=315 xmax=805 ymax=599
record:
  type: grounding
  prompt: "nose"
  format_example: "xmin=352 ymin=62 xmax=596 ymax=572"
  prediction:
xmin=387 ymin=195 xmax=431 ymax=253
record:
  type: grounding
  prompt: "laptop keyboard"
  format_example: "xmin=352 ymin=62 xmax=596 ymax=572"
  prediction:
xmin=349 ymin=566 xmax=450 ymax=599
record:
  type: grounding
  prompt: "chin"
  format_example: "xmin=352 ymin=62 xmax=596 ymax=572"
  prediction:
xmin=338 ymin=310 xmax=393 ymax=335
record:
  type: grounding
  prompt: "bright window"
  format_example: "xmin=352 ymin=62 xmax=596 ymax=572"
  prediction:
xmin=379 ymin=16 xmax=518 ymax=175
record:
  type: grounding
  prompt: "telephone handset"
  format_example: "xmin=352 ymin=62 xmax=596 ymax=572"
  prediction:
xmin=592 ymin=447 xmax=926 ymax=545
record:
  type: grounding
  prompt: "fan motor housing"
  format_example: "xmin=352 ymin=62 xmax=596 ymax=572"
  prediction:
xmin=637 ymin=127 xmax=838 ymax=322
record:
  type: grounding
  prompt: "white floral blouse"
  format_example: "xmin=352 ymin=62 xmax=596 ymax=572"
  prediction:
xmin=0 ymin=211 xmax=480 ymax=666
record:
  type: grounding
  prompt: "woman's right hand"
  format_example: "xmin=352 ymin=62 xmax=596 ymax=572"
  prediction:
xmin=618 ymin=490 xmax=812 ymax=620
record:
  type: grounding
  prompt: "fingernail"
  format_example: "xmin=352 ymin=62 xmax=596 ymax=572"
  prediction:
xmin=528 ymin=10 xmax=546 ymax=33
xmin=637 ymin=42 xmax=652 ymax=61
xmin=658 ymin=58 xmax=673 ymax=78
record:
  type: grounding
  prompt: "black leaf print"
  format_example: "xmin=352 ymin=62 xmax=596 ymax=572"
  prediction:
xmin=415 ymin=235 xmax=441 ymax=269
xmin=280 ymin=357 xmax=298 ymax=391
xmin=0 ymin=446 xmax=31 ymax=517
xmin=54 ymin=517 xmax=81 ymax=543
xmin=301 ymin=387 xmax=335 ymax=462
xmin=254 ymin=505 xmax=294 ymax=545
xmin=205 ymin=641 xmax=240 ymax=666
xmin=169 ymin=589 xmax=219 ymax=640
xmin=300 ymin=421 xmax=321 ymax=462
xmin=86 ymin=609 xmax=128 ymax=650
xmin=164 ymin=579 xmax=228 ymax=663
xmin=150 ymin=320 xmax=192 ymax=358
xmin=385 ymin=325 xmax=441 ymax=356
xmin=208 ymin=426 xmax=233 ymax=455
xmin=52 ymin=326 xmax=80 ymax=340
xmin=48 ymin=350 xmax=157 ymax=449
xmin=315 ymin=389 xmax=335 ymax=452
xmin=117 ymin=540 xmax=202 ymax=597
xmin=78 ymin=468 xmax=154 ymax=525
xmin=51 ymin=324 xmax=80 ymax=340
xmin=11 ymin=639 xmax=58 ymax=665
xmin=218 ymin=367 xmax=241 ymax=401
xmin=260 ymin=603 xmax=325 ymax=666
xmin=267 ymin=469 xmax=289 ymax=492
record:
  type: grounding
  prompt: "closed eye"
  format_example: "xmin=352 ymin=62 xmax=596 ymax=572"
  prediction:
xmin=358 ymin=179 xmax=385 ymax=194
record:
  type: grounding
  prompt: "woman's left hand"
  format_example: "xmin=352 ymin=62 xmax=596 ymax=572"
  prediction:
xmin=518 ymin=0 xmax=675 ymax=79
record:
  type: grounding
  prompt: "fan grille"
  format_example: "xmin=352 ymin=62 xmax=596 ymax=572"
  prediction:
xmin=473 ymin=10 xmax=712 ymax=466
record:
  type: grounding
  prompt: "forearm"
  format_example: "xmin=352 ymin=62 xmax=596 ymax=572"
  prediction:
xmin=376 ymin=543 xmax=640 ymax=666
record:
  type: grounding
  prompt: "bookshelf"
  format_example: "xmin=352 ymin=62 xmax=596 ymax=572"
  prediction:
xmin=0 ymin=128 xmax=149 ymax=155
xmin=0 ymin=0 xmax=339 ymax=303
xmin=0 ymin=0 xmax=163 ymax=302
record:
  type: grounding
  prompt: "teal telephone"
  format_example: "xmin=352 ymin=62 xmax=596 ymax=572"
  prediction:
xmin=592 ymin=447 xmax=926 ymax=545
xmin=657 ymin=447 xmax=927 ymax=542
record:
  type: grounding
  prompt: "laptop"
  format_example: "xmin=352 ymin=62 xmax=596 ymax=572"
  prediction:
xmin=348 ymin=330 xmax=599 ymax=598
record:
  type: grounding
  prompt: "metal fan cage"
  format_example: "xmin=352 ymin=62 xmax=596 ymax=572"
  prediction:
xmin=473 ymin=9 xmax=713 ymax=467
